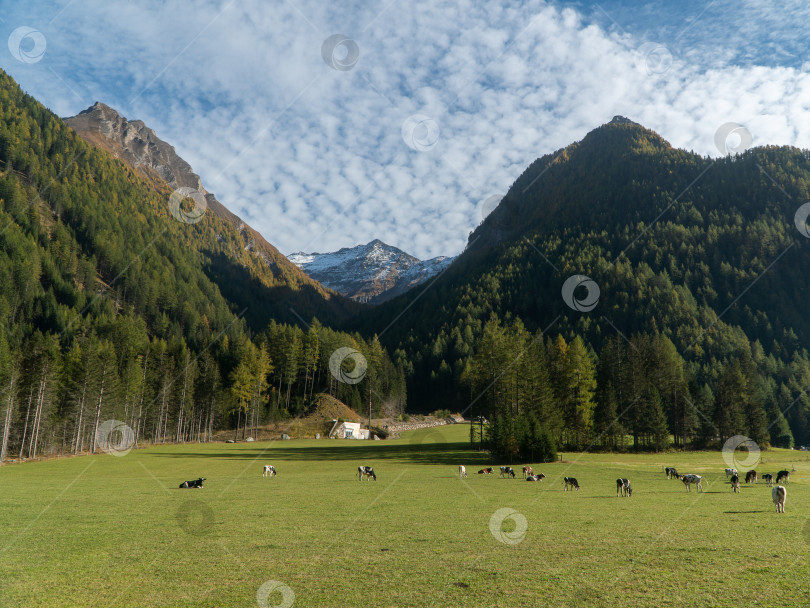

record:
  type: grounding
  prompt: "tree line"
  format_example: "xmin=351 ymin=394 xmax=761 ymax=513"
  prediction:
xmin=0 ymin=316 xmax=405 ymax=462
xmin=466 ymin=317 xmax=803 ymax=460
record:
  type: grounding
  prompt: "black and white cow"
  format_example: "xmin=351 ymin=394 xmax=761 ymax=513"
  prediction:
xmin=616 ymin=478 xmax=631 ymax=497
xmin=730 ymin=474 xmax=740 ymax=493
xmin=179 ymin=477 xmax=205 ymax=488
xmin=563 ymin=477 xmax=580 ymax=491
xmin=725 ymin=468 xmax=738 ymax=480
xmin=358 ymin=466 xmax=377 ymax=481
xmin=762 ymin=473 xmax=774 ymax=487
xmin=665 ymin=467 xmax=679 ymax=480
xmin=745 ymin=470 xmax=758 ymax=484
xmin=776 ymin=470 xmax=790 ymax=484
xmin=680 ymin=474 xmax=703 ymax=492
xmin=499 ymin=466 xmax=516 ymax=479
xmin=772 ymin=485 xmax=787 ymax=513
xmin=525 ymin=474 xmax=546 ymax=482
xmin=262 ymin=465 xmax=276 ymax=478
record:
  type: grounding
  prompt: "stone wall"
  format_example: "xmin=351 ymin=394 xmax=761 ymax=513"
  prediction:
xmin=384 ymin=418 xmax=455 ymax=434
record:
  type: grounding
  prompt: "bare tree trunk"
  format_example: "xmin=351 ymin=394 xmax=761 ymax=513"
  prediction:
xmin=175 ymin=406 xmax=184 ymax=444
xmin=176 ymin=360 xmax=189 ymax=443
xmin=208 ymin=394 xmax=216 ymax=441
xmin=159 ymin=376 xmax=170 ymax=443
xmin=30 ymin=375 xmax=46 ymax=459
xmin=157 ymin=380 xmax=164 ymax=442
xmin=91 ymin=368 xmax=106 ymax=454
xmin=135 ymin=350 xmax=148 ymax=447
xmin=73 ymin=379 xmax=87 ymax=454
xmin=19 ymin=384 xmax=34 ymax=459
xmin=0 ymin=374 xmax=16 ymax=463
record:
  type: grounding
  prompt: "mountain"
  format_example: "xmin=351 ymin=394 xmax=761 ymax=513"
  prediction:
xmin=288 ymin=240 xmax=454 ymax=304
xmin=354 ymin=116 xmax=810 ymax=444
xmin=64 ymin=102 xmax=359 ymax=329
xmin=0 ymin=69 xmax=405 ymax=462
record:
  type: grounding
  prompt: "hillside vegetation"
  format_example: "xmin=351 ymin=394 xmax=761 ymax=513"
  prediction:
xmin=0 ymin=70 xmax=404 ymax=463
xmin=357 ymin=118 xmax=810 ymax=452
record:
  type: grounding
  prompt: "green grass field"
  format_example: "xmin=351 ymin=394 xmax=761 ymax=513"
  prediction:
xmin=1 ymin=425 xmax=809 ymax=607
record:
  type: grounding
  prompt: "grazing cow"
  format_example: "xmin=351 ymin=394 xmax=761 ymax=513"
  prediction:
xmin=358 ymin=466 xmax=377 ymax=481
xmin=616 ymin=478 xmax=632 ymax=497
xmin=745 ymin=470 xmax=758 ymax=484
xmin=563 ymin=477 xmax=580 ymax=491
xmin=179 ymin=477 xmax=205 ymax=489
xmin=762 ymin=473 xmax=774 ymax=487
xmin=522 ymin=466 xmax=533 ymax=479
xmin=459 ymin=465 xmax=467 ymax=479
xmin=772 ymin=485 xmax=787 ymax=513
xmin=478 ymin=467 xmax=494 ymax=475
xmin=776 ymin=470 xmax=790 ymax=484
xmin=730 ymin=474 xmax=740 ymax=493
xmin=262 ymin=465 xmax=276 ymax=478
xmin=499 ymin=466 xmax=516 ymax=479
xmin=665 ymin=467 xmax=679 ymax=480
xmin=680 ymin=474 xmax=703 ymax=493
xmin=725 ymin=468 xmax=738 ymax=479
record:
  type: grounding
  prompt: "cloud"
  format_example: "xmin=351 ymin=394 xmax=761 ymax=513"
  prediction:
xmin=3 ymin=0 xmax=810 ymax=260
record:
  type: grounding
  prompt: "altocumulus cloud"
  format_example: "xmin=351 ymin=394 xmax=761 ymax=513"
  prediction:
xmin=4 ymin=0 xmax=810 ymax=259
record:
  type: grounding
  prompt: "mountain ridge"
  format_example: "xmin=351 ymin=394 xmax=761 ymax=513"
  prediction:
xmin=353 ymin=117 xmax=810 ymax=443
xmin=288 ymin=239 xmax=454 ymax=304
xmin=64 ymin=101 xmax=360 ymax=328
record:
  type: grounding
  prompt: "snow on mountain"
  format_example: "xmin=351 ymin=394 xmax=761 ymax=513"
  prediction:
xmin=288 ymin=240 xmax=454 ymax=304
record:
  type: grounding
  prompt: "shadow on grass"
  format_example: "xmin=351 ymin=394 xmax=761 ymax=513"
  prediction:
xmin=723 ymin=510 xmax=767 ymax=514
xmin=147 ymin=442 xmax=493 ymax=466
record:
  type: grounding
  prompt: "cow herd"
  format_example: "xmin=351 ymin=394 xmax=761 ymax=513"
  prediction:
xmin=664 ymin=466 xmax=791 ymax=512
xmin=185 ymin=459 xmax=794 ymax=513
xmin=453 ymin=462 xmax=795 ymax=512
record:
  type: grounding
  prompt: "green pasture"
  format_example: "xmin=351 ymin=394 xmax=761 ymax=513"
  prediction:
xmin=1 ymin=424 xmax=808 ymax=607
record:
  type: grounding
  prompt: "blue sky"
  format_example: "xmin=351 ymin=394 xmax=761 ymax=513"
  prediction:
xmin=3 ymin=1 xmax=810 ymax=259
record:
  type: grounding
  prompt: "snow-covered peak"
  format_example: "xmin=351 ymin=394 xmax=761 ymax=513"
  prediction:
xmin=287 ymin=241 xmax=454 ymax=304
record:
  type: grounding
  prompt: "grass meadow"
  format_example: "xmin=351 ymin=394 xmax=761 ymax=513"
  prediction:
xmin=1 ymin=424 xmax=809 ymax=607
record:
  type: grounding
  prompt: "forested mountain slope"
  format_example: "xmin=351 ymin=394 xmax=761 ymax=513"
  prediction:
xmin=356 ymin=117 xmax=810 ymax=449
xmin=64 ymin=101 xmax=360 ymax=330
xmin=0 ymin=70 xmax=403 ymax=462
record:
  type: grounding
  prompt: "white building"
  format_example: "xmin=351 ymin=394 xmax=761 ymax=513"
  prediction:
xmin=329 ymin=420 xmax=370 ymax=440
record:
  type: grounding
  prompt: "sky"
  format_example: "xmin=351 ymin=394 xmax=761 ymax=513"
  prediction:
xmin=3 ymin=0 xmax=810 ymax=260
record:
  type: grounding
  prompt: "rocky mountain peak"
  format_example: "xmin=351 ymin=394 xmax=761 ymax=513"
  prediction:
xmin=65 ymin=103 xmax=202 ymax=193
xmin=289 ymin=241 xmax=454 ymax=304
xmin=64 ymin=102 xmax=347 ymax=311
